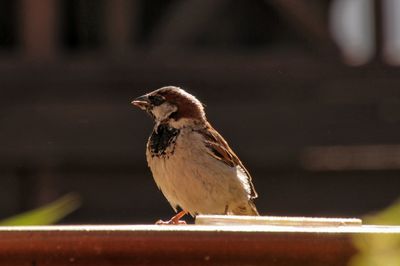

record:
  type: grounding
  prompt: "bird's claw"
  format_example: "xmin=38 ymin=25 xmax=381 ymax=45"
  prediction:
xmin=155 ymin=219 xmax=187 ymax=225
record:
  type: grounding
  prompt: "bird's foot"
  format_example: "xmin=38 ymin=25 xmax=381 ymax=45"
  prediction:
xmin=155 ymin=219 xmax=187 ymax=225
xmin=155 ymin=210 xmax=187 ymax=225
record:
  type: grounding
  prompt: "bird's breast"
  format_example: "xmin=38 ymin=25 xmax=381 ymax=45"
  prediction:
xmin=148 ymin=124 xmax=180 ymax=157
xmin=146 ymin=128 xmax=250 ymax=214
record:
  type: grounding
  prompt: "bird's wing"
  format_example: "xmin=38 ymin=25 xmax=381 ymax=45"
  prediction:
xmin=197 ymin=122 xmax=258 ymax=199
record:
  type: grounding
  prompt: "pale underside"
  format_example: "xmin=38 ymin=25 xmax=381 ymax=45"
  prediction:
xmin=146 ymin=126 xmax=256 ymax=216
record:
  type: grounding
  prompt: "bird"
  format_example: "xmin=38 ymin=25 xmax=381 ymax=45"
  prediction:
xmin=132 ymin=86 xmax=259 ymax=224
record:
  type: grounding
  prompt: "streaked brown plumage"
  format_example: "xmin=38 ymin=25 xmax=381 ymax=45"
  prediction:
xmin=132 ymin=86 xmax=259 ymax=224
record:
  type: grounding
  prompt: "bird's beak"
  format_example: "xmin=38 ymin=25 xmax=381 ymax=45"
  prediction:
xmin=131 ymin=95 xmax=150 ymax=110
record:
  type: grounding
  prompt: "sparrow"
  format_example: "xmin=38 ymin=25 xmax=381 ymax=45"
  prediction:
xmin=132 ymin=86 xmax=259 ymax=224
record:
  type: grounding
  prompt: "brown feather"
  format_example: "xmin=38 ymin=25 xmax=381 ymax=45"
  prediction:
xmin=156 ymin=88 xmax=205 ymax=121
xmin=197 ymin=122 xmax=258 ymax=199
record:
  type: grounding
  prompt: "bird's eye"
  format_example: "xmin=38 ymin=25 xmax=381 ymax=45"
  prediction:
xmin=148 ymin=95 xmax=165 ymax=106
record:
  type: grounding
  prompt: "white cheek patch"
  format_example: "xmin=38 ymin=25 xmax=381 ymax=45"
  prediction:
xmin=152 ymin=102 xmax=178 ymax=123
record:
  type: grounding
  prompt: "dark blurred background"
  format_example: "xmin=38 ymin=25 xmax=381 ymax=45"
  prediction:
xmin=0 ymin=0 xmax=399 ymax=224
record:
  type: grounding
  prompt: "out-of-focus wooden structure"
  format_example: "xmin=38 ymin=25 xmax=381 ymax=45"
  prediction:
xmin=0 ymin=0 xmax=400 ymax=223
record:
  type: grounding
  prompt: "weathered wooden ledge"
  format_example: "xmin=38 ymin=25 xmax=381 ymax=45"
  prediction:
xmin=0 ymin=223 xmax=399 ymax=266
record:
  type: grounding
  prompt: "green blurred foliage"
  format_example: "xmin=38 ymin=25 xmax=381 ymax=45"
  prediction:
xmin=0 ymin=193 xmax=81 ymax=226
xmin=349 ymin=199 xmax=400 ymax=266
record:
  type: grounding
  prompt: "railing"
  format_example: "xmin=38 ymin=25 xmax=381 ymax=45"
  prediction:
xmin=0 ymin=224 xmax=399 ymax=266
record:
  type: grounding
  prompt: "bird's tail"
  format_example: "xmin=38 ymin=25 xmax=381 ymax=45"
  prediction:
xmin=230 ymin=200 xmax=259 ymax=216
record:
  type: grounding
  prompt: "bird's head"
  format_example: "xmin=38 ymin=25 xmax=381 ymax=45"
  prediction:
xmin=132 ymin=86 xmax=206 ymax=128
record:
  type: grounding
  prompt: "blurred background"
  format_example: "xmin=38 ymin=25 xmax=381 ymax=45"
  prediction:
xmin=0 ymin=0 xmax=399 ymax=224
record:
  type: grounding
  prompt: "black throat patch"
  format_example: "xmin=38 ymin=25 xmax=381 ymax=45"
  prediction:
xmin=149 ymin=124 xmax=180 ymax=156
